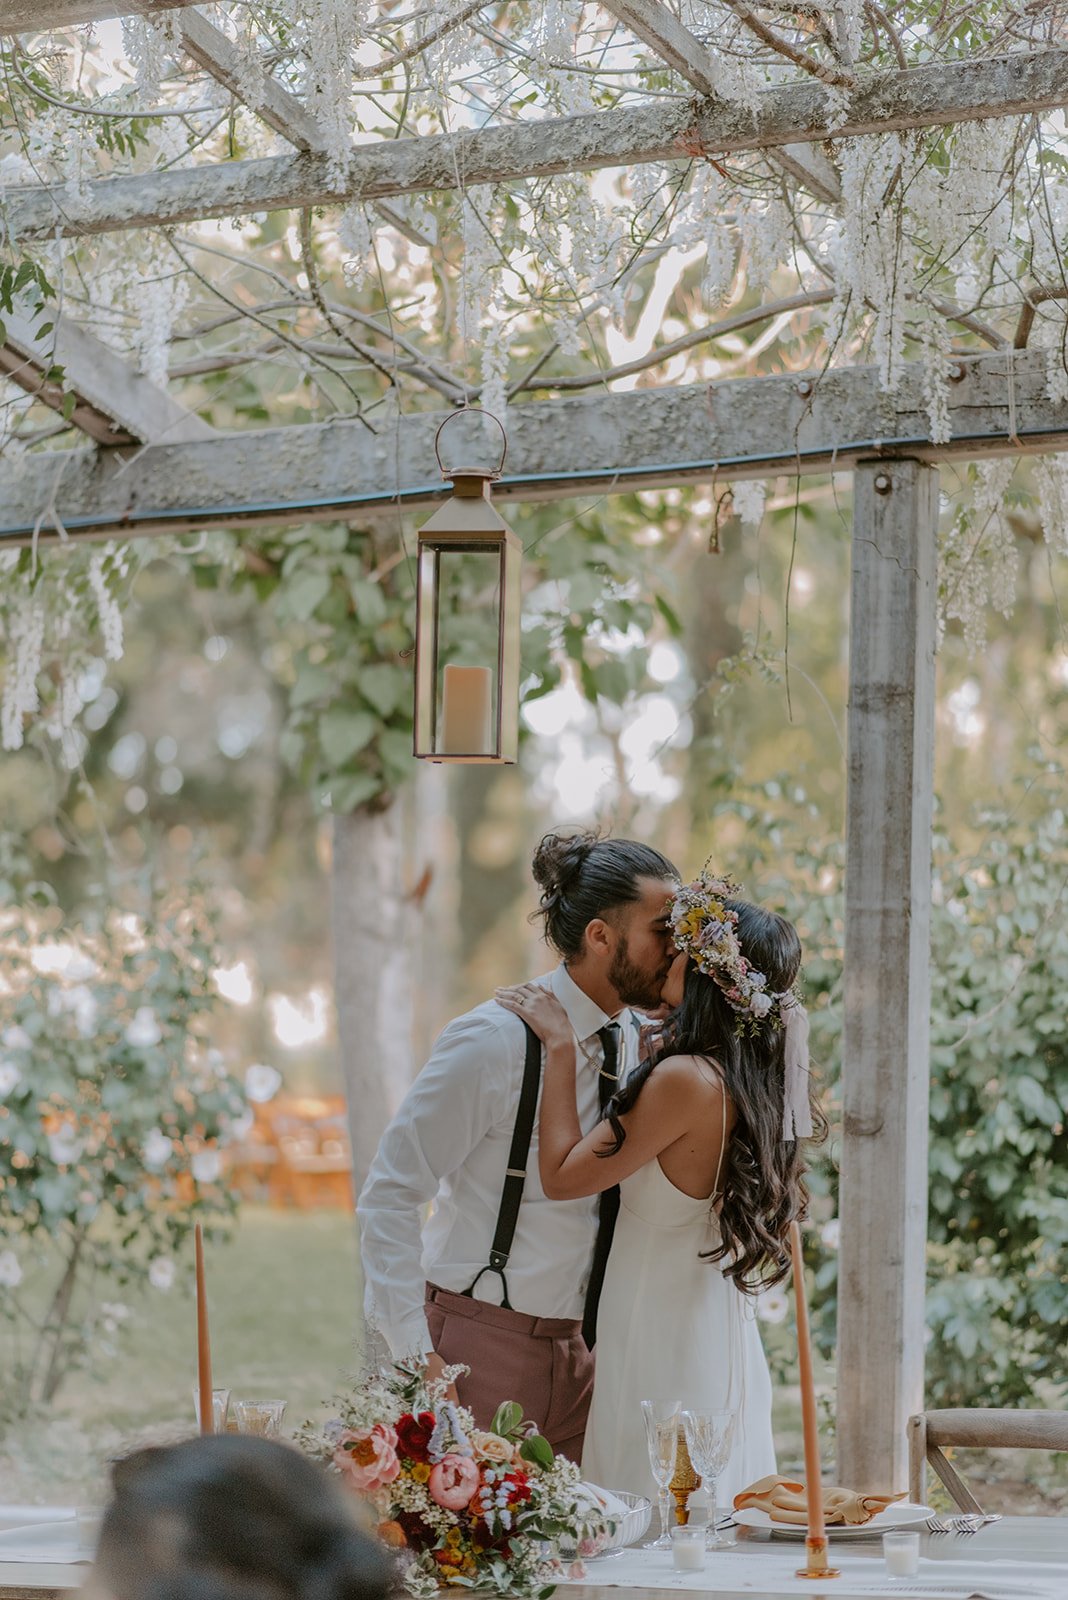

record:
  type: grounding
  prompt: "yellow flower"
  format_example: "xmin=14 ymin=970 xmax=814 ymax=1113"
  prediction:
xmin=410 ymin=1462 xmax=431 ymax=1483
xmin=445 ymin=1529 xmax=461 ymax=1547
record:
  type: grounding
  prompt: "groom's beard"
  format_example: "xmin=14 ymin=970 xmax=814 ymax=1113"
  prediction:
xmin=608 ymin=935 xmax=668 ymax=1011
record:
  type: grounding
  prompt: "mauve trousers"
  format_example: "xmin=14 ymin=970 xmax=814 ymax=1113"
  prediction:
xmin=424 ymin=1282 xmax=594 ymax=1464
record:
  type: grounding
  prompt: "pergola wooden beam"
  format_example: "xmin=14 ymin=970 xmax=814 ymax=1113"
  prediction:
xmin=0 ymin=301 xmax=213 ymax=446
xmin=174 ymin=9 xmax=329 ymax=156
xmin=0 ymin=348 xmax=1062 ymax=542
xmin=601 ymin=0 xmax=722 ymax=95
xmin=839 ymin=458 xmax=937 ymax=1490
xmin=0 ymin=0 xmax=195 ymax=29
xmin=5 ymin=49 xmax=1066 ymax=241
xmin=601 ymin=0 xmax=842 ymax=202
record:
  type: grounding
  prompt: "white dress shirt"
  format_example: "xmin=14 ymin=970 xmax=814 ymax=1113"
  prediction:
xmin=358 ymin=965 xmax=639 ymax=1359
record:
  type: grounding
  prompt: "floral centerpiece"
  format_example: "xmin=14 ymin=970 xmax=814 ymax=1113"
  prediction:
xmin=301 ymin=1363 xmax=615 ymax=1596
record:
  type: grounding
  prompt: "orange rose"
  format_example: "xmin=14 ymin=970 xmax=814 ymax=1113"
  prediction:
xmin=377 ymin=1521 xmax=407 ymax=1549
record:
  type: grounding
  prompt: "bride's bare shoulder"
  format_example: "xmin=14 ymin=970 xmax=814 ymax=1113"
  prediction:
xmin=651 ymin=1052 xmax=726 ymax=1095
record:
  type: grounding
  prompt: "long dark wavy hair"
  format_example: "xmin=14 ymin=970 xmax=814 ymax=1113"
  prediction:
xmin=600 ymin=899 xmax=826 ymax=1291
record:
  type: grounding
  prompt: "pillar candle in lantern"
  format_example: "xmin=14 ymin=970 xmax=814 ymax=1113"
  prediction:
xmin=440 ymin=664 xmax=493 ymax=755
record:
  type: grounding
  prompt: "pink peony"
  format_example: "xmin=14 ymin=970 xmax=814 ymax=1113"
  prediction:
xmin=427 ymin=1453 xmax=481 ymax=1510
xmin=334 ymin=1424 xmax=401 ymax=1491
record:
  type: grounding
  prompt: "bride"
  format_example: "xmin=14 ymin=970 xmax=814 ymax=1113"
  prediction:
xmin=495 ymin=871 xmax=824 ymax=1505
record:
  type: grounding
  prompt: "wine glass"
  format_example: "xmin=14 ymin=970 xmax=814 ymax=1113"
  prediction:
xmin=641 ymin=1399 xmax=681 ymax=1549
xmin=232 ymin=1398 xmax=287 ymax=1438
xmin=681 ymin=1409 xmax=736 ymax=1549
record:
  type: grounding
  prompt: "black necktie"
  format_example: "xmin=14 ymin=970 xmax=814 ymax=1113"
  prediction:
xmin=581 ymin=1022 xmax=622 ymax=1350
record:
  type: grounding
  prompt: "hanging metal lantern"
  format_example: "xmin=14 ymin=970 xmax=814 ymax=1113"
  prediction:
xmin=413 ymin=410 xmax=521 ymax=764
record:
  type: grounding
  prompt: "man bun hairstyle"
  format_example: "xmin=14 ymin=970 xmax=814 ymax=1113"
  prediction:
xmin=531 ymin=829 xmax=679 ymax=959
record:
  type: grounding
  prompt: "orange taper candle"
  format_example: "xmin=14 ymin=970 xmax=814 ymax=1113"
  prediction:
xmin=194 ymin=1223 xmax=213 ymax=1435
xmin=789 ymin=1220 xmax=826 ymax=1547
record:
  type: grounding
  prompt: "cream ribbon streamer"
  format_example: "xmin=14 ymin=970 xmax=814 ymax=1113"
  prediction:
xmin=779 ymin=996 xmax=814 ymax=1141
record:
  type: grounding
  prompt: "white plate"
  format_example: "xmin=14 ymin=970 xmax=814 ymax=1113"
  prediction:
xmin=733 ymin=1502 xmax=932 ymax=1540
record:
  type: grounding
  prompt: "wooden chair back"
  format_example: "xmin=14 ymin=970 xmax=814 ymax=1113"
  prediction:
xmin=907 ymin=1409 xmax=1068 ymax=1512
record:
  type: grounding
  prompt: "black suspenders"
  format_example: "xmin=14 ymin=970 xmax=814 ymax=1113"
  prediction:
xmin=462 ymin=1021 xmax=541 ymax=1310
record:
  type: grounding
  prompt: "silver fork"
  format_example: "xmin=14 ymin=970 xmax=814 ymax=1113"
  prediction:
xmin=950 ymin=1513 xmax=1001 ymax=1534
xmin=927 ymin=1515 xmax=951 ymax=1534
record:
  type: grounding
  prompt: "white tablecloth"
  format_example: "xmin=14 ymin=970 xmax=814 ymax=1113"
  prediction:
xmin=561 ymin=1543 xmax=1068 ymax=1598
xmin=0 ymin=1520 xmax=92 ymax=1565
xmin=0 ymin=1512 xmax=76 ymax=1536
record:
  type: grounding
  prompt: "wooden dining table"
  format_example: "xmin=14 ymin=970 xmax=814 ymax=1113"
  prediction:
xmin=0 ymin=1515 xmax=1065 ymax=1600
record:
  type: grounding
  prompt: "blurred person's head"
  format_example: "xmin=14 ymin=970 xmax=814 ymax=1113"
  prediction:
xmin=86 ymin=1435 xmax=395 ymax=1600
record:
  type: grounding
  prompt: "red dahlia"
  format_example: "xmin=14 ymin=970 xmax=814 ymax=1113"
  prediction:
xmin=395 ymin=1410 xmax=436 ymax=1462
xmin=395 ymin=1511 xmax=432 ymax=1551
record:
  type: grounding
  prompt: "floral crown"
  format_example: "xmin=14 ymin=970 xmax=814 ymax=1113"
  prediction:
xmin=669 ymin=869 xmax=779 ymax=1023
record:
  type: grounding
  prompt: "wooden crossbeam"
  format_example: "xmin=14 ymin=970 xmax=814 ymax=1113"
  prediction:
xmin=0 ymin=301 xmax=213 ymax=446
xmin=601 ymin=0 xmax=721 ymax=95
xmin=0 ymin=349 xmax=1063 ymax=543
xmin=600 ymin=0 xmax=842 ymax=202
xmin=4 ymin=49 xmax=1065 ymax=241
xmin=0 ymin=0 xmax=196 ymax=29
xmin=174 ymin=9 xmax=329 ymax=156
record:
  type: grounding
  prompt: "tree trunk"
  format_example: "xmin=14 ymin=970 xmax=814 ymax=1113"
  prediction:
xmin=331 ymin=804 xmax=415 ymax=1206
xmin=684 ymin=516 xmax=745 ymax=825
xmin=36 ymin=1229 xmax=86 ymax=1404
xmin=453 ymin=765 xmax=531 ymax=1005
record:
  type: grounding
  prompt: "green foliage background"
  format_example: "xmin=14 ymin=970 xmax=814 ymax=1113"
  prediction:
xmin=700 ymin=771 xmax=1068 ymax=1409
xmin=0 ymin=885 xmax=246 ymax=1417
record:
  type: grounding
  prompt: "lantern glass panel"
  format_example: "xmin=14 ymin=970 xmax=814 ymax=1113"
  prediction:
xmin=433 ymin=542 xmax=504 ymax=758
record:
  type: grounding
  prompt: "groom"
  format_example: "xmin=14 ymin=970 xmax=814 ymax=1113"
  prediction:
xmin=358 ymin=830 xmax=679 ymax=1459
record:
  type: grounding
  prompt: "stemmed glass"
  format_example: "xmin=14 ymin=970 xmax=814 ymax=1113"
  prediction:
xmin=641 ymin=1399 xmax=681 ymax=1549
xmin=681 ymin=1409 xmax=736 ymax=1549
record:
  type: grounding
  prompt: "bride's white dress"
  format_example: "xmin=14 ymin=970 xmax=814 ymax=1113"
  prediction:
xmin=581 ymin=1156 xmax=777 ymax=1503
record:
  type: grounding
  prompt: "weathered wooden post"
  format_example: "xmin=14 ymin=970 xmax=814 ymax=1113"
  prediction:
xmin=836 ymin=458 xmax=938 ymax=1490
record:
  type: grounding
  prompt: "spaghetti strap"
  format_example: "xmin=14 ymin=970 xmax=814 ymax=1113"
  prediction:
xmin=710 ymin=1066 xmax=728 ymax=1202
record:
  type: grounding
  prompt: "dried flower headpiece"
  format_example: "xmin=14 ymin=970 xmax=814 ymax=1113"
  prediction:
xmin=668 ymin=868 xmax=813 ymax=1139
xmin=669 ymin=869 xmax=778 ymax=1023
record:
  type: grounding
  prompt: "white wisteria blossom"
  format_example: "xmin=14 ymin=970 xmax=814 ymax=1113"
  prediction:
xmin=0 ymin=0 xmax=1064 ymax=679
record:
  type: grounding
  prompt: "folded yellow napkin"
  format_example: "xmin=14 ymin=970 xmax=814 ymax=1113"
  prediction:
xmin=733 ymin=1474 xmax=906 ymax=1526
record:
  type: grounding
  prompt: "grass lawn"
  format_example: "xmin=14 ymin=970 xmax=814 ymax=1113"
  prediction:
xmin=0 ymin=1208 xmax=364 ymax=1504
xmin=1 ymin=1207 xmax=1063 ymax=1514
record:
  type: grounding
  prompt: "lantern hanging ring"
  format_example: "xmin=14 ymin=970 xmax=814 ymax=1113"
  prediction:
xmin=433 ymin=407 xmax=508 ymax=480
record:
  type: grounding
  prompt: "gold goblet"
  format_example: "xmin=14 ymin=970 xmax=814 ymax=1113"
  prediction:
xmin=670 ymin=1425 xmax=702 ymax=1525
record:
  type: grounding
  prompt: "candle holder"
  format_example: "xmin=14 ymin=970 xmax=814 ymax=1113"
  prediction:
xmin=670 ymin=1426 xmax=701 ymax=1524
xmin=413 ymin=409 xmax=521 ymax=765
xmin=795 ymin=1534 xmax=840 ymax=1580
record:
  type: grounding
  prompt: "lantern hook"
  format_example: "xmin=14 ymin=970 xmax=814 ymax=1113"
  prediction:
xmin=434 ymin=407 xmax=508 ymax=480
